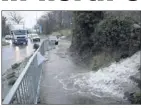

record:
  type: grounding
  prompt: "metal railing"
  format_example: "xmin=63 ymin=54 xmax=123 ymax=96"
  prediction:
xmin=2 ymin=39 xmax=50 ymax=104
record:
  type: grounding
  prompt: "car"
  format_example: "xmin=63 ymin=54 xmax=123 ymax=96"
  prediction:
xmin=11 ymin=30 xmax=28 ymax=45
xmin=60 ymin=36 xmax=66 ymax=39
xmin=5 ymin=35 xmax=12 ymax=40
xmin=30 ymin=34 xmax=40 ymax=42
xmin=49 ymin=36 xmax=59 ymax=45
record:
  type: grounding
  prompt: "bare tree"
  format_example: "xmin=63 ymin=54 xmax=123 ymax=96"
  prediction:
xmin=36 ymin=11 xmax=72 ymax=35
xmin=9 ymin=12 xmax=23 ymax=24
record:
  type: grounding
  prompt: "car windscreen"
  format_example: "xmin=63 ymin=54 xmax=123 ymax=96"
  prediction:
xmin=13 ymin=30 xmax=27 ymax=35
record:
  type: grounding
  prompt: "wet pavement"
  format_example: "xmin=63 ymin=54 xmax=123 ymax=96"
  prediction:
xmin=40 ymin=39 xmax=133 ymax=105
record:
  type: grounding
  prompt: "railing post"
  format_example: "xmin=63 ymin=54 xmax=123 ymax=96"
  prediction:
xmin=42 ymin=41 xmax=45 ymax=55
xmin=32 ymin=54 xmax=38 ymax=103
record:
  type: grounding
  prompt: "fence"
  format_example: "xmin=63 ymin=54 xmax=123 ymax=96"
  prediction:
xmin=2 ymin=39 xmax=50 ymax=104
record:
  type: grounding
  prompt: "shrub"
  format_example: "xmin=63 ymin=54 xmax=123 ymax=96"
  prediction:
xmin=33 ymin=44 xmax=40 ymax=50
xmin=139 ymin=67 xmax=141 ymax=71
xmin=8 ymin=78 xmax=16 ymax=86
xmin=125 ymin=92 xmax=141 ymax=104
xmin=71 ymin=12 xmax=141 ymax=70
xmin=6 ymin=72 xmax=16 ymax=79
xmin=92 ymin=17 xmax=141 ymax=57
xmin=133 ymin=93 xmax=141 ymax=104
xmin=11 ymin=63 xmax=21 ymax=69
xmin=91 ymin=52 xmax=115 ymax=70
xmin=71 ymin=11 xmax=104 ymax=52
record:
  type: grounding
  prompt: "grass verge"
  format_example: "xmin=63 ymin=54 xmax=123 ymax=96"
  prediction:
xmin=91 ymin=52 xmax=116 ymax=71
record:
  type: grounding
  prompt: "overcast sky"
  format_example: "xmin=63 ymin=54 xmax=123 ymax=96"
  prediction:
xmin=2 ymin=11 xmax=46 ymax=29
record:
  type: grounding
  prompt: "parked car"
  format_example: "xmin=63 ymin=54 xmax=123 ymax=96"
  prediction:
xmin=49 ymin=36 xmax=59 ymax=45
xmin=5 ymin=35 xmax=12 ymax=40
xmin=30 ymin=34 xmax=40 ymax=42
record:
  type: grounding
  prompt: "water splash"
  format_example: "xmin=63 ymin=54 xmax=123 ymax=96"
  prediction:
xmin=56 ymin=51 xmax=140 ymax=99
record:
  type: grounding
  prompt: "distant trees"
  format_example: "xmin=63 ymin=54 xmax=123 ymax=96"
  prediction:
xmin=8 ymin=12 xmax=23 ymax=24
xmin=36 ymin=11 xmax=72 ymax=34
xmin=2 ymin=16 xmax=11 ymax=37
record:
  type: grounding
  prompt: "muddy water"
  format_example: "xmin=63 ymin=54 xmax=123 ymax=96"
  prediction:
xmin=40 ymin=39 xmax=140 ymax=104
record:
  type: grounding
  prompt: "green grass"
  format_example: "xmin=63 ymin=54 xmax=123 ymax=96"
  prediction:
xmin=91 ymin=52 xmax=117 ymax=71
xmin=90 ymin=49 xmax=132 ymax=71
xmin=134 ymin=92 xmax=141 ymax=104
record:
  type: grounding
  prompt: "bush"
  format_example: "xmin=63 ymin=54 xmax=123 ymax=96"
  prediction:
xmin=71 ymin=11 xmax=104 ymax=53
xmin=90 ymin=17 xmax=140 ymax=70
xmin=133 ymin=93 xmax=141 ymax=104
xmin=92 ymin=17 xmax=141 ymax=57
xmin=71 ymin=12 xmax=141 ymax=70
xmin=8 ymin=78 xmax=16 ymax=86
xmin=124 ymin=92 xmax=141 ymax=104
xmin=33 ymin=44 xmax=40 ymax=50
xmin=11 ymin=63 xmax=21 ymax=69
xmin=139 ymin=67 xmax=141 ymax=71
xmin=6 ymin=72 xmax=16 ymax=79
xmin=91 ymin=52 xmax=115 ymax=70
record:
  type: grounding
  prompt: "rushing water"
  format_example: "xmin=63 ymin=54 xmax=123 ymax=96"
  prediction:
xmin=40 ymin=40 xmax=140 ymax=104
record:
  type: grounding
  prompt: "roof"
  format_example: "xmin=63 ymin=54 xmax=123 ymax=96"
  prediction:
xmin=11 ymin=24 xmax=25 ymax=30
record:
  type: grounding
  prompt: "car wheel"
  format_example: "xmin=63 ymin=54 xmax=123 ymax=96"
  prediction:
xmin=13 ymin=43 xmax=17 ymax=46
xmin=55 ymin=41 xmax=58 ymax=45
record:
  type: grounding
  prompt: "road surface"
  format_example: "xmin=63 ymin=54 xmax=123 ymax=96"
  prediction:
xmin=2 ymin=38 xmax=44 ymax=74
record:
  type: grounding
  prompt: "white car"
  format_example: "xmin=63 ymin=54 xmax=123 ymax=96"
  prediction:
xmin=49 ymin=36 xmax=59 ymax=45
xmin=30 ymin=34 xmax=40 ymax=42
xmin=5 ymin=35 xmax=12 ymax=40
xmin=60 ymin=36 xmax=66 ymax=39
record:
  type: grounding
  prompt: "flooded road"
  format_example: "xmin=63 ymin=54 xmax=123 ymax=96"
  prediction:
xmin=2 ymin=38 xmax=44 ymax=74
xmin=40 ymin=39 xmax=140 ymax=104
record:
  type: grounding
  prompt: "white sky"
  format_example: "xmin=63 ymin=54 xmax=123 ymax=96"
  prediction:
xmin=2 ymin=11 xmax=46 ymax=29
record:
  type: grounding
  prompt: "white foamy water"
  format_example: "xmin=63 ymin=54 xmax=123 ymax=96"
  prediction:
xmin=56 ymin=51 xmax=140 ymax=99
